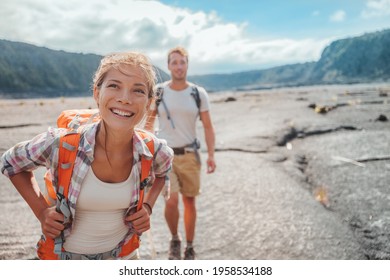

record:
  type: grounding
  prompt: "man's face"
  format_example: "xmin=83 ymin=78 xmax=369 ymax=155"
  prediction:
xmin=168 ymin=52 xmax=188 ymax=81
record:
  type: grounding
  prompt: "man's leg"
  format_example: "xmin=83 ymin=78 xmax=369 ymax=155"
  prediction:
xmin=165 ymin=192 xmax=182 ymax=260
xmin=165 ymin=192 xmax=179 ymax=235
xmin=182 ymin=195 xmax=196 ymax=260
xmin=182 ymin=195 xmax=196 ymax=243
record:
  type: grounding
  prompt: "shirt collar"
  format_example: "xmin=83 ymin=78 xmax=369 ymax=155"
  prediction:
xmin=81 ymin=122 xmax=99 ymax=161
xmin=80 ymin=123 xmax=153 ymax=161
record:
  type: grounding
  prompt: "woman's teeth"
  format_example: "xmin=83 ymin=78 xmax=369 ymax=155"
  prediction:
xmin=111 ymin=108 xmax=134 ymax=117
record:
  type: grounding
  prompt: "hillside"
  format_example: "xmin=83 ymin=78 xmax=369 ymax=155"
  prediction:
xmin=0 ymin=40 xmax=169 ymax=98
xmin=0 ymin=40 xmax=100 ymax=98
xmin=189 ymin=28 xmax=390 ymax=91
xmin=0 ymin=28 xmax=390 ymax=97
xmin=309 ymin=29 xmax=390 ymax=84
xmin=189 ymin=62 xmax=316 ymax=91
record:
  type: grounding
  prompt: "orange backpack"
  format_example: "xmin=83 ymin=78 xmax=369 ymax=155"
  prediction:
xmin=38 ymin=109 xmax=154 ymax=260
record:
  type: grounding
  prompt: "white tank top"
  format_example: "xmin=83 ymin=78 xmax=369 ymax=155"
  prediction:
xmin=63 ymin=167 xmax=133 ymax=254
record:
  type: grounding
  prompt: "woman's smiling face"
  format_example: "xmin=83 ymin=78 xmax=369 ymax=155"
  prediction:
xmin=94 ymin=65 xmax=150 ymax=132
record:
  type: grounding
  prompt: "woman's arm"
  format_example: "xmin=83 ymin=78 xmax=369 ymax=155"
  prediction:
xmin=10 ymin=171 xmax=65 ymax=239
xmin=125 ymin=136 xmax=173 ymax=233
xmin=143 ymin=176 xmax=165 ymax=211
xmin=125 ymin=176 xmax=165 ymax=233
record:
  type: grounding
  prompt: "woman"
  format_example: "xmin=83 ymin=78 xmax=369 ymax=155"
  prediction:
xmin=1 ymin=52 xmax=173 ymax=260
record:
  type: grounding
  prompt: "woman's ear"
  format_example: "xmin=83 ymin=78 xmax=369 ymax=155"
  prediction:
xmin=93 ymin=86 xmax=100 ymax=106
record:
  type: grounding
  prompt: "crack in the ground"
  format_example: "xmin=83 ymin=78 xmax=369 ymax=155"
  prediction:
xmin=356 ymin=155 xmax=390 ymax=162
xmin=215 ymin=148 xmax=266 ymax=153
xmin=276 ymin=125 xmax=360 ymax=146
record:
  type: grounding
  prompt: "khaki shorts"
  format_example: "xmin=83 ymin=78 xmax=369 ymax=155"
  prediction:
xmin=170 ymin=152 xmax=201 ymax=197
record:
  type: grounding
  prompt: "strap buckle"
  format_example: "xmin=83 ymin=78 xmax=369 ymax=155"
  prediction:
xmin=140 ymin=177 xmax=150 ymax=190
xmin=56 ymin=186 xmax=71 ymax=224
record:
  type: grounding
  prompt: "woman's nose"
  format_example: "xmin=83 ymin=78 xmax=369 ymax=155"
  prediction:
xmin=117 ymin=89 xmax=132 ymax=104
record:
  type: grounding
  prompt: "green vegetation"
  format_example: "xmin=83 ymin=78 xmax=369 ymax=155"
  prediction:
xmin=0 ymin=40 xmax=169 ymax=98
xmin=0 ymin=40 xmax=101 ymax=97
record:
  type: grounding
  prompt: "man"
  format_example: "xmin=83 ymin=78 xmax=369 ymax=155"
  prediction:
xmin=146 ymin=46 xmax=216 ymax=260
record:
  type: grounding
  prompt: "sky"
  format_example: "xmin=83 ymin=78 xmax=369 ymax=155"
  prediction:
xmin=1 ymin=0 xmax=390 ymax=75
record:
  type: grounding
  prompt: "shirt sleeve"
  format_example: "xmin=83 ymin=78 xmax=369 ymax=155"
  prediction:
xmin=198 ymin=86 xmax=210 ymax=113
xmin=1 ymin=127 xmax=60 ymax=178
xmin=152 ymin=137 xmax=173 ymax=178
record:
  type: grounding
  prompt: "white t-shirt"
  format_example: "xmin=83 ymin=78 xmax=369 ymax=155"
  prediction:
xmin=156 ymin=82 xmax=210 ymax=148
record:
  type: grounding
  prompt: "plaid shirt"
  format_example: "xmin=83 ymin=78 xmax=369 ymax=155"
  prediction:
xmin=1 ymin=122 xmax=173 ymax=240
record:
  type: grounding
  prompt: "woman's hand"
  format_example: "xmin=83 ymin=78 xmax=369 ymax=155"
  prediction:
xmin=38 ymin=206 xmax=65 ymax=239
xmin=125 ymin=206 xmax=151 ymax=234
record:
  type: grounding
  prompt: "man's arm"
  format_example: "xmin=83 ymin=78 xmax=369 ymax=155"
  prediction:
xmin=200 ymin=110 xmax=216 ymax=173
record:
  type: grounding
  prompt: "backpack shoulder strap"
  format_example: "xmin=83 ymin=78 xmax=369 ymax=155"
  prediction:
xmin=50 ymin=129 xmax=81 ymax=259
xmin=155 ymin=86 xmax=164 ymax=108
xmin=135 ymin=130 xmax=155 ymax=211
xmin=139 ymin=132 xmax=155 ymax=183
xmin=115 ymin=130 xmax=155 ymax=258
xmin=191 ymin=85 xmax=202 ymax=120
xmin=155 ymin=84 xmax=176 ymax=128
xmin=191 ymin=85 xmax=201 ymax=109
xmin=56 ymin=130 xmax=80 ymax=222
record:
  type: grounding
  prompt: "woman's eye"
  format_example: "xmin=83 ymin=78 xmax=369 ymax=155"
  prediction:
xmin=108 ymin=84 xmax=118 ymax=88
xmin=135 ymin=89 xmax=146 ymax=95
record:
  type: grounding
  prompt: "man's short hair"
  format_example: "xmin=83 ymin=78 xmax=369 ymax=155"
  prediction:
xmin=168 ymin=46 xmax=189 ymax=63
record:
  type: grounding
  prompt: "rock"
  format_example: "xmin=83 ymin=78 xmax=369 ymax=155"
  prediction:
xmin=375 ymin=114 xmax=388 ymax=122
xmin=224 ymin=96 xmax=236 ymax=102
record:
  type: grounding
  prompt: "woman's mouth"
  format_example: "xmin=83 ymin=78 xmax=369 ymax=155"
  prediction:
xmin=111 ymin=108 xmax=135 ymax=118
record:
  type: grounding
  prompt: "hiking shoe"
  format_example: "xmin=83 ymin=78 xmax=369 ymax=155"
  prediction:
xmin=168 ymin=239 xmax=181 ymax=260
xmin=184 ymin=247 xmax=196 ymax=260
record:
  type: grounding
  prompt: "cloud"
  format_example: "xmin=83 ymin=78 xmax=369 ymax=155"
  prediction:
xmin=329 ymin=10 xmax=346 ymax=22
xmin=361 ymin=0 xmax=390 ymax=18
xmin=0 ymin=0 xmax=331 ymax=74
